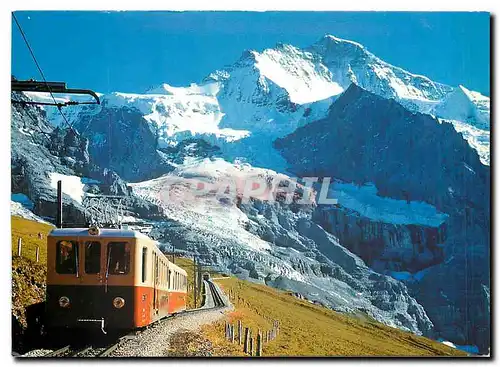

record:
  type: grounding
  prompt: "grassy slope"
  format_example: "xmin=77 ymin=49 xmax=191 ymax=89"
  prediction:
xmin=201 ymin=277 xmax=466 ymax=357
xmin=11 ymin=216 xmax=53 ymax=328
xmin=11 ymin=216 xmax=54 ymax=264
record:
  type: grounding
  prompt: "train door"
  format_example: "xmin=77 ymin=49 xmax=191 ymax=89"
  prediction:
xmin=79 ymin=239 xmax=104 ymax=318
xmin=155 ymin=255 xmax=160 ymax=312
xmin=153 ymin=252 xmax=159 ymax=315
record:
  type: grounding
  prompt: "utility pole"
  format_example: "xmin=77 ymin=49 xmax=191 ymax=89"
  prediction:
xmin=56 ymin=180 xmax=63 ymax=228
xmin=193 ymin=254 xmax=197 ymax=308
xmin=197 ymin=262 xmax=202 ymax=299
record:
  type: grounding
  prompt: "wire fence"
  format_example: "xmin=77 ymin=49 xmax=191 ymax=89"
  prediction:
xmin=222 ymin=288 xmax=280 ymax=357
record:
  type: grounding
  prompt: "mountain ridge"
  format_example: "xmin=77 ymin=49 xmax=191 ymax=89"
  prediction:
xmin=36 ymin=35 xmax=489 ymax=171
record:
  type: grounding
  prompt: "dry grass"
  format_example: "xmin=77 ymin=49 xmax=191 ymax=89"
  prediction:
xmin=201 ymin=277 xmax=467 ymax=357
xmin=11 ymin=216 xmax=52 ymax=328
xmin=11 ymin=216 xmax=54 ymax=264
xmin=12 ymin=256 xmax=47 ymax=328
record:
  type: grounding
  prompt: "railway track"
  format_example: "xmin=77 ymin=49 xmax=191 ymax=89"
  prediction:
xmin=41 ymin=279 xmax=226 ymax=358
xmin=44 ymin=345 xmax=70 ymax=357
xmin=208 ymin=280 xmax=225 ymax=308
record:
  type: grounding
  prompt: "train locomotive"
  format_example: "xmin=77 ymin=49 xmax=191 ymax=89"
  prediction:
xmin=45 ymin=226 xmax=187 ymax=333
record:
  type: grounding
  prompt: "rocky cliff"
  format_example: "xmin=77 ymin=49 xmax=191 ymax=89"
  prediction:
xmin=274 ymin=84 xmax=490 ymax=352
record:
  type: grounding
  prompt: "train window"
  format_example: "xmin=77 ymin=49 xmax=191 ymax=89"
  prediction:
xmin=142 ymin=247 xmax=147 ymax=282
xmin=107 ymin=242 xmax=130 ymax=275
xmin=56 ymin=240 xmax=78 ymax=274
xmin=168 ymin=270 xmax=172 ymax=289
xmin=84 ymin=241 xmax=101 ymax=274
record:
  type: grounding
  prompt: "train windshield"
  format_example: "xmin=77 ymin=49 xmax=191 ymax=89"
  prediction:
xmin=84 ymin=241 xmax=101 ymax=274
xmin=56 ymin=240 xmax=78 ymax=274
xmin=107 ymin=242 xmax=130 ymax=275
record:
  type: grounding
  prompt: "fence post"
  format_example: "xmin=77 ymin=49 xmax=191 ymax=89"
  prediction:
xmin=243 ymin=327 xmax=250 ymax=354
xmin=17 ymin=238 xmax=22 ymax=257
xmin=249 ymin=336 xmax=254 ymax=356
xmin=231 ymin=324 xmax=235 ymax=343
xmin=225 ymin=322 xmax=229 ymax=340
xmin=257 ymin=330 xmax=262 ymax=356
xmin=238 ymin=320 xmax=242 ymax=345
xmin=35 ymin=246 xmax=40 ymax=263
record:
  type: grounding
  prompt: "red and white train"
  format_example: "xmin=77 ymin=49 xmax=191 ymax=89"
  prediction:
xmin=45 ymin=226 xmax=187 ymax=333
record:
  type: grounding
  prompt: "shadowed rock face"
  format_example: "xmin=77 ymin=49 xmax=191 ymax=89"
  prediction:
xmin=275 ymin=84 xmax=489 ymax=214
xmin=314 ymin=206 xmax=447 ymax=274
xmin=72 ymin=106 xmax=173 ymax=182
xmin=274 ymin=84 xmax=490 ymax=353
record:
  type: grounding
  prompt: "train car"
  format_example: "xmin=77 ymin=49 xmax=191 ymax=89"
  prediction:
xmin=45 ymin=226 xmax=187 ymax=333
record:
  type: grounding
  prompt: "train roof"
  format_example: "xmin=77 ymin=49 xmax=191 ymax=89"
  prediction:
xmin=48 ymin=228 xmax=153 ymax=240
xmin=169 ymin=261 xmax=188 ymax=276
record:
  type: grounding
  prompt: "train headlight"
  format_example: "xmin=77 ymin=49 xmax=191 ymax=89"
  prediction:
xmin=113 ymin=297 xmax=125 ymax=309
xmin=59 ymin=296 xmax=70 ymax=308
xmin=88 ymin=226 xmax=100 ymax=236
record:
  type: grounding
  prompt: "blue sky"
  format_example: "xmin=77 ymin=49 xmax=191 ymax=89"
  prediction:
xmin=12 ymin=11 xmax=490 ymax=96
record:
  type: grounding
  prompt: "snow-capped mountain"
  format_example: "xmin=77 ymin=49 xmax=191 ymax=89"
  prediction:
xmin=38 ymin=35 xmax=489 ymax=171
xmin=13 ymin=34 xmax=490 ymax=353
xmin=307 ymin=36 xmax=453 ymax=108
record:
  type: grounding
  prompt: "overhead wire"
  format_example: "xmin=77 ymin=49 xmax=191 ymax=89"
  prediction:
xmin=12 ymin=13 xmax=78 ymax=136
